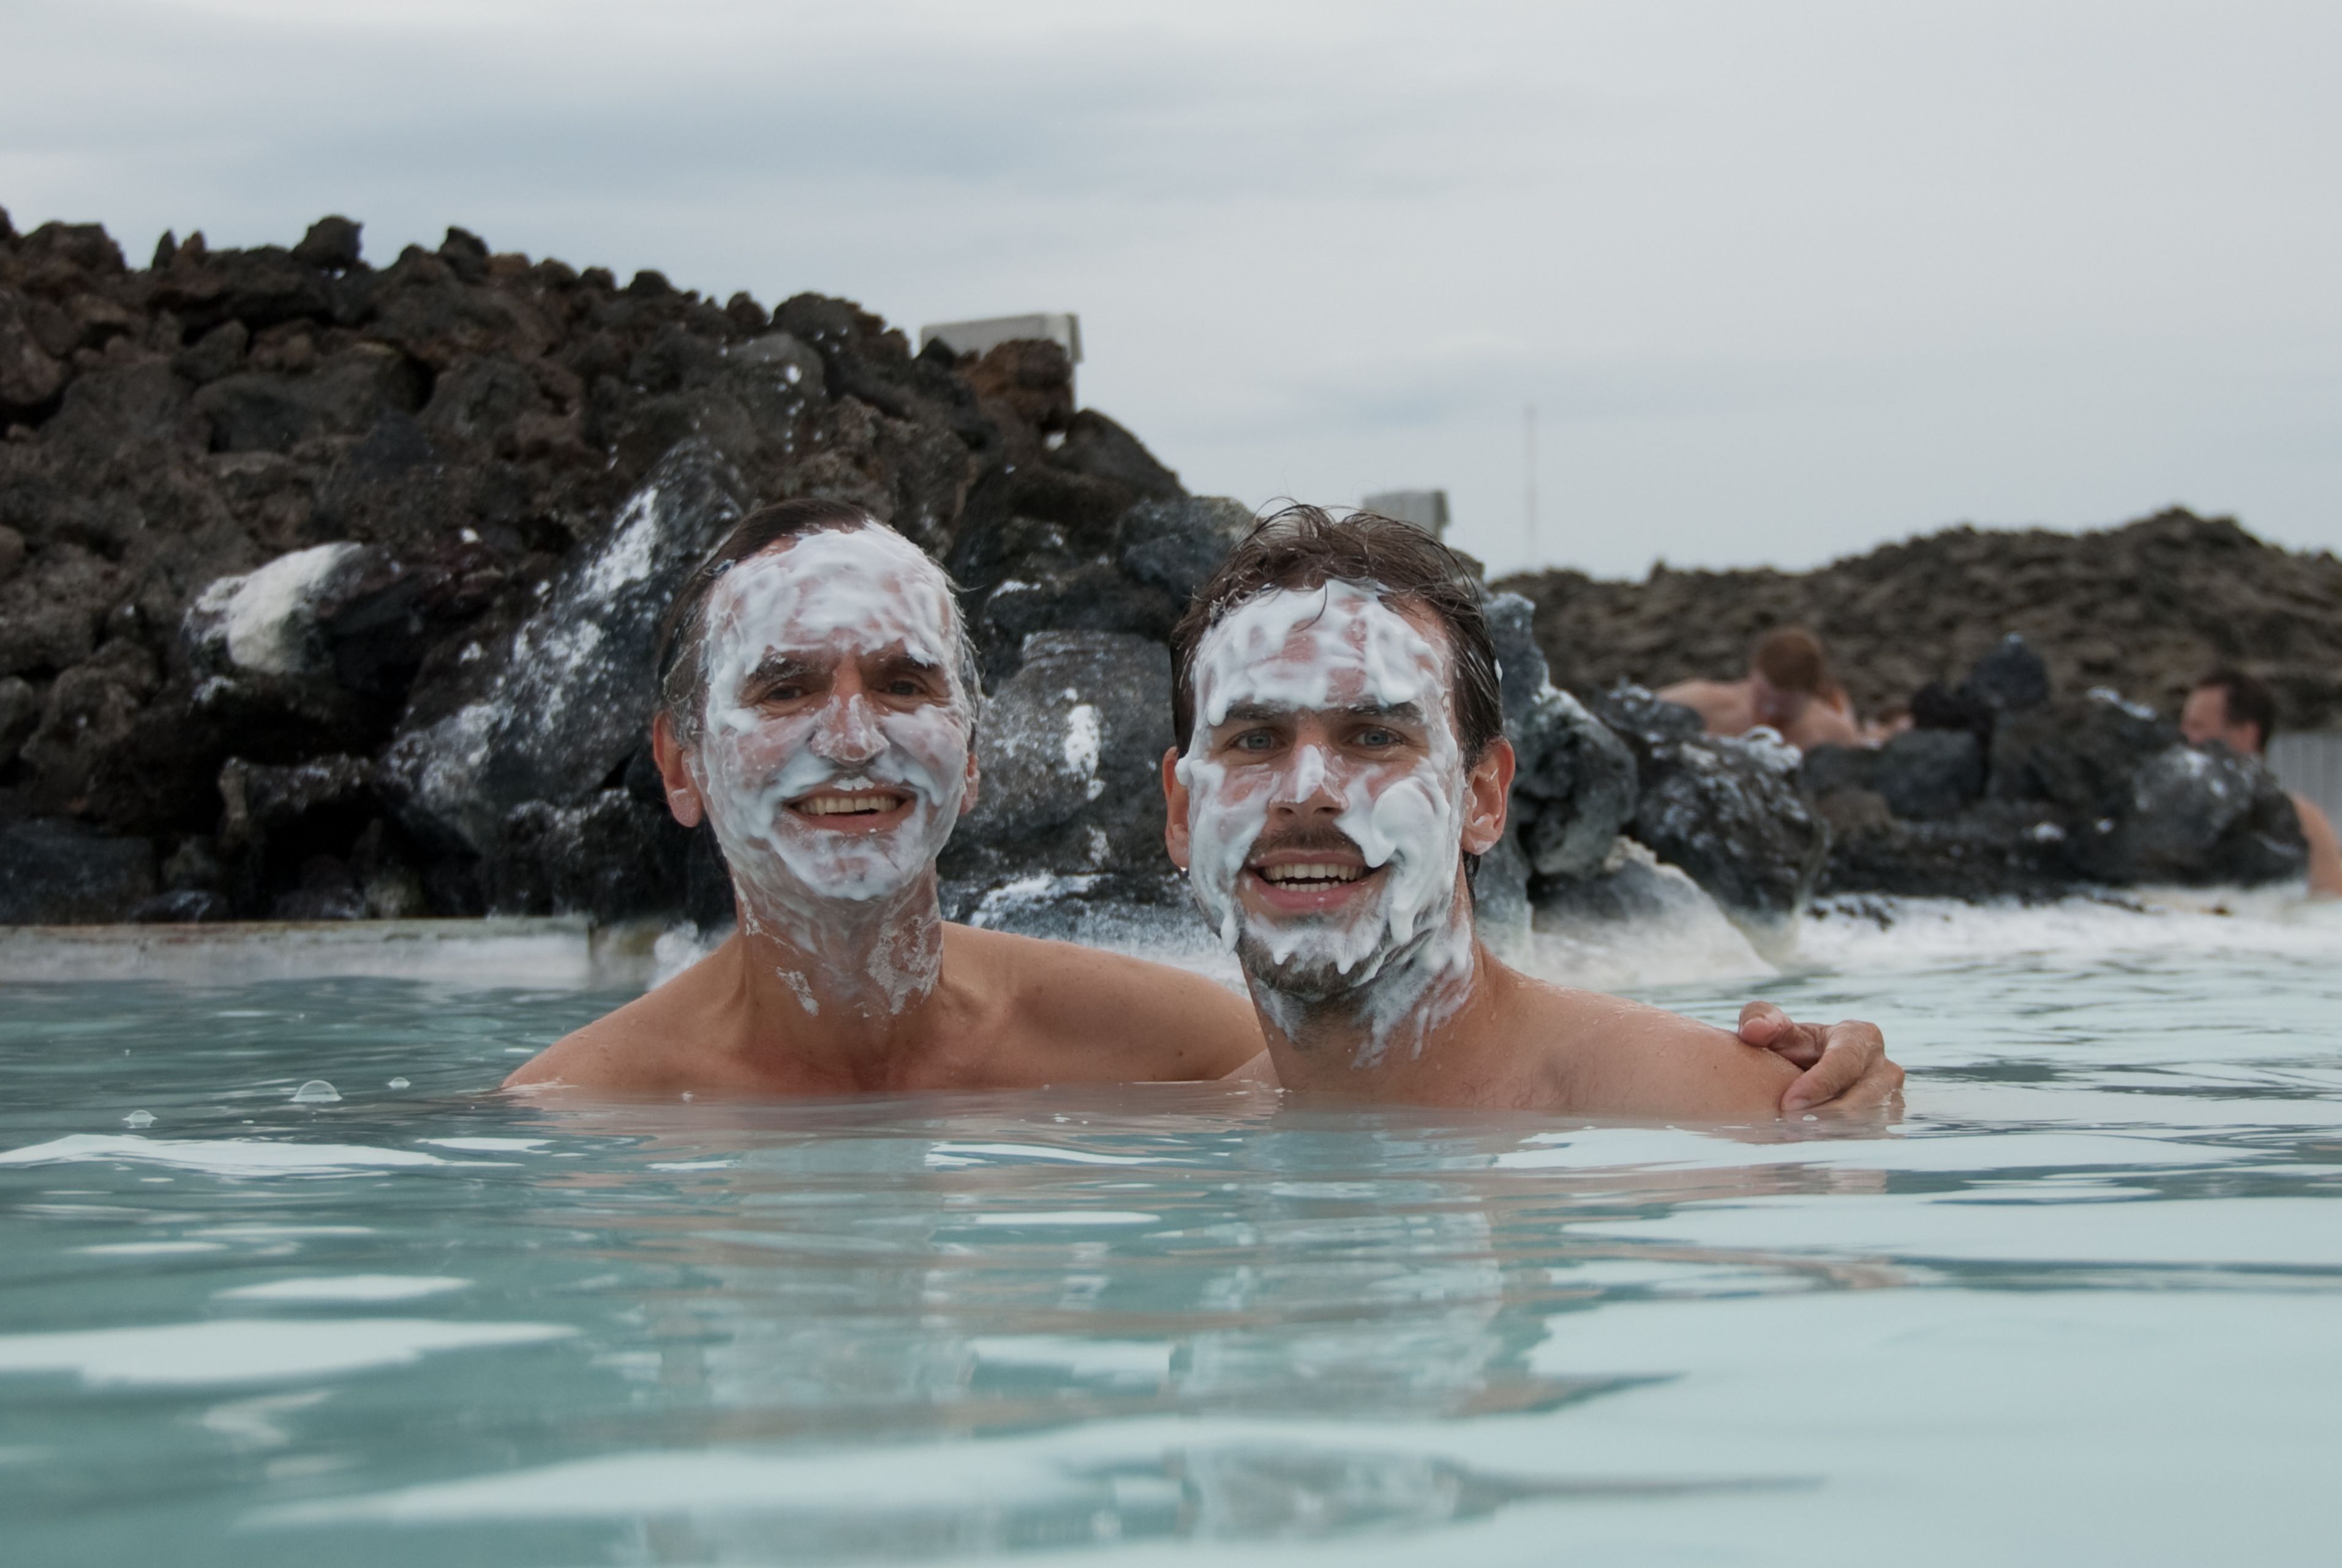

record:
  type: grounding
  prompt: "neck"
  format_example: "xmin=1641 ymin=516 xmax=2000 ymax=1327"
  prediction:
xmin=725 ymin=872 xmax=951 ymax=1084
xmin=1247 ymin=903 xmax=1487 ymax=1095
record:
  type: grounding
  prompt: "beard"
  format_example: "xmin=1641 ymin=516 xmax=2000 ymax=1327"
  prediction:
xmin=1225 ymin=823 xmax=1437 ymax=1002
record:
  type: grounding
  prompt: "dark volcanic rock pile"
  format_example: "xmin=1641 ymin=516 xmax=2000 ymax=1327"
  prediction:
xmin=0 ymin=206 xmax=1245 ymax=926
xmin=1799 ymin=636 xmax=2306 ymax=899
xmin=0 ymin=204 xmax=2322 ymax=930
xmin=1499 ymin=511 xmax=2342 ymax=733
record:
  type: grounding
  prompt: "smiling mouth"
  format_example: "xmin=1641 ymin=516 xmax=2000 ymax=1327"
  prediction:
xmin=788 ymin=789 xmax=911 ymax=820
xmin=1256 ymin=861 xmax=1366 ymax=888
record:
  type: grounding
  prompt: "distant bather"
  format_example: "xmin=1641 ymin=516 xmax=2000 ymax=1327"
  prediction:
xmin=1658 ymin=627 xmax=1863 ymax=752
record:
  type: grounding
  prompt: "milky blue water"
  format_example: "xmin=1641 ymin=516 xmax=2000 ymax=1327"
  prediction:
xmin=4 ymin=923 xmax=2340 ymax=1566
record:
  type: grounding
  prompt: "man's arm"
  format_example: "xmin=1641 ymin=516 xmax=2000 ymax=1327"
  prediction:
xmin=1542 ymin=991 xmax=1799 ymax=1121
xmin=973 ymin=929 xmax=1267 ymax=1082
xmin=2291 ymin=792 xmax=2342 ymax=898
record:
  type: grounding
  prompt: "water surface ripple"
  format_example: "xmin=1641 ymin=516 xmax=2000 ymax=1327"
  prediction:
xmin=3 ymin=948 xmax=2338 ymax=1566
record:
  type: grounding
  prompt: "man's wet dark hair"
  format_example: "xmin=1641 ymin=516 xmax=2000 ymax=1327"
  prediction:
xmin=2194 ymin=666 xmax=2278 ymax=753
xmin=1169 ymin=504 xmax=1505 ymax=763
xmin=655 ymin=498 xmax=978 ymax=741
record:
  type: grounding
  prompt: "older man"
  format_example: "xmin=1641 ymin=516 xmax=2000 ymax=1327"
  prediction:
xmin=1162 ymin=507 xmax=1901 ymax=1117
xmin=511 ymin=499 xmax=1894 ymax=1104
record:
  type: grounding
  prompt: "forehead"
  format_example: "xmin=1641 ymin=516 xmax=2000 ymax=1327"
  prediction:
xmin=2182 ymin=686 xmax=2229 ymax=720
xmin=706 ymin=526 xmax=957 ymax=660
xmin=1193 ymin=581 xmax=1450 ymax=718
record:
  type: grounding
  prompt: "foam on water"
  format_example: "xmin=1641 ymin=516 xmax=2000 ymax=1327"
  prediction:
xmin=0 ymin=1134 xmax=453 ymax=1175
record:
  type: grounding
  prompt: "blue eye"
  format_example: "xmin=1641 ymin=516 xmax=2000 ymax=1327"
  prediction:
xmin=1356 ymin=728 xmax=1397 ymax=748
xmin=1233 ymin=730 xmax=1276 ymax=752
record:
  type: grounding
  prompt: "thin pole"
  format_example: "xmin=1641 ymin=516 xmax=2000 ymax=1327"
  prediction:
xmin=1523 ymin=401 xmax=1539 ymax=568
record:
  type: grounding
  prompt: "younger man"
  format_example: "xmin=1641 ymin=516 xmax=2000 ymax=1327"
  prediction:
xmin=1164 ymin=508 xmax=1899 ymax=1118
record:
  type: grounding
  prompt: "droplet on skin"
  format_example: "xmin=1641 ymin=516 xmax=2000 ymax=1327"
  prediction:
xmin=387 ymin=1077 xmax=410 ymax=1090
xmin=291 ymin=1080 xmax=341 ymax=1104
xmin=122 ymin=1110 xmax=156 ymax=1128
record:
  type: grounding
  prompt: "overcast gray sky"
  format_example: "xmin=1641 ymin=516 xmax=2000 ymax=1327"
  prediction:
xmin=5 ymin=0 xmax=2336 ymax=578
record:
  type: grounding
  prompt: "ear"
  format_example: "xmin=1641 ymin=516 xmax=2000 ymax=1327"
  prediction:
xmin=1461 ymin=736 xmax=1514 ymax=856
xmin=651 ymin=711 xmax=707 ymax=829
xmin=959 ymin=733 xmax=981 ymax=816
xmin=1161 ymin=746 xmax=1193 ymax=872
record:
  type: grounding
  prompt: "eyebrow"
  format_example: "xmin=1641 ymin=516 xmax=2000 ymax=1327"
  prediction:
xmin=1214 ymin=700 xmax=1427 ymax=725
xmin=872 ymin=649 xmax=944 ymax=674
xmin=1347 ymin=701 xmax=1426 ymax=726
xmin=742 ymin=654 xmax=819 ymax=686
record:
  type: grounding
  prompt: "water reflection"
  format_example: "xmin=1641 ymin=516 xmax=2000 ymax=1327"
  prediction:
xmin=272 ymin=1088 xmax=1865 ymax=1555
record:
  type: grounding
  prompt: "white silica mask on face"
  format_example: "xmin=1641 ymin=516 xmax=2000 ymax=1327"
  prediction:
xmin=1176 ymin=581 xmax=1477 ymax=1060
xmin=690 ymin=526 xmax=973 ymax=924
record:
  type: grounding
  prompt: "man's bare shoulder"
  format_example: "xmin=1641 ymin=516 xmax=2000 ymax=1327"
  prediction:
xmin=2287 ymin=791 xmax=2342 ymax=896
xmin=1505 ymin=976 xmax=1796 ymax=1120
xmin=944 ymin=925 xmax=1263 ymax=1080
xmin=502 ymin=943 xmax=737 ymax=1092
xmin=1655 ymin=679 xmax=1748 ymax=735
xmin=1790 ymin=703 xmax=1863 ymax=750
xmin=1655 ymin=677 xmax=1733 ymax=707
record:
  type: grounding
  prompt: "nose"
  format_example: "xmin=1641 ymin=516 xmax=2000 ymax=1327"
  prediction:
xmin=1268 ymin=742 xmax=1342 ymax=817
xmin=810 ymin=692 xmax=886 ymax=765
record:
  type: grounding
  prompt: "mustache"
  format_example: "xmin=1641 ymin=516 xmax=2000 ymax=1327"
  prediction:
xmin=1244 ymin=824 xmax=1366 ymax=862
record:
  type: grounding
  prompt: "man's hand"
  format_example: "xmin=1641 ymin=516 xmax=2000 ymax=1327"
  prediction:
xmin=1737 ymin=1001 xmax=1903 ymax=1113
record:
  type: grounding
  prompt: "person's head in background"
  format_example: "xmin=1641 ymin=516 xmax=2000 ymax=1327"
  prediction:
xmin=1749 ymin=627 xmax=1834 ymax=729
xmin=2180 ymin=668 xmax=2278 ymax=757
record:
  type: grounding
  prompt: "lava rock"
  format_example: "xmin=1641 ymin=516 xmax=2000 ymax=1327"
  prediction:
xmin=1052 ymin=409 xmax=1180 ymax=499
xmin=378 ymin=440 xmax=746 ymax=856
xmin=965 ymin=339 xmax=1075 ymax=432
xmin=1872 ymin=728 xmax=1984 ymax=821
xmin=1485 ymin=593 xmax=1636 ymax=884
xmin=940 ymin=630 xmax=1183 ymax=910
xmin=1 ymin=287 xmax=67 ymax=412
xmin=0 ymin=817 xmax=157 ymax=923
xmin=128 ymin=888 xmax=232 ymax=923
xmin=191 ymin=345 xmax=424 ymax=453
xmin=484 ymin=790 xmax=683 ymax=919
xmin=1818 ymin=798 xmax=2073 ymax=900
xmin=290 ymin=215 xmax=363 ymax=273
xmin=17 ymin=639 xmax=162 ymax=810
xmin=1799 ymin=744 xmax=1878 ymax=799
xmin=185 ymin=541 xmax=381 ymax=684
xmin=216 ymin=753 xmax=383 ymax=913
xmin=971 ymin=562 xmax=1182 ymax=686
xmin=1959 ymin=632 xmax=2051 ymax=715
xmin=1582 ymin=682 xmax=1826 ymax=922
xmin=0 ymin=674 xmax=39 ymax=764
xmin=1989 ymin=690 xmax=2175 ymax=820
xmin=1115 ymin=495 xmax=1254 ymax=607
xmin=2099 ymin=742 xmax=2307 ymax=886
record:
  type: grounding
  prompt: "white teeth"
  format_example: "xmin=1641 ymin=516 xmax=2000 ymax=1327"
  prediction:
xmin=1260 ymin=862 xmax=1364 ymax=884
xmin=794 ymin=793 xmax=900 ymax=816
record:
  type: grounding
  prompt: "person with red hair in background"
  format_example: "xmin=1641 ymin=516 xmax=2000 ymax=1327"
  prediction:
xmin=1660 ymin=627 xmax=1862 ymax=752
